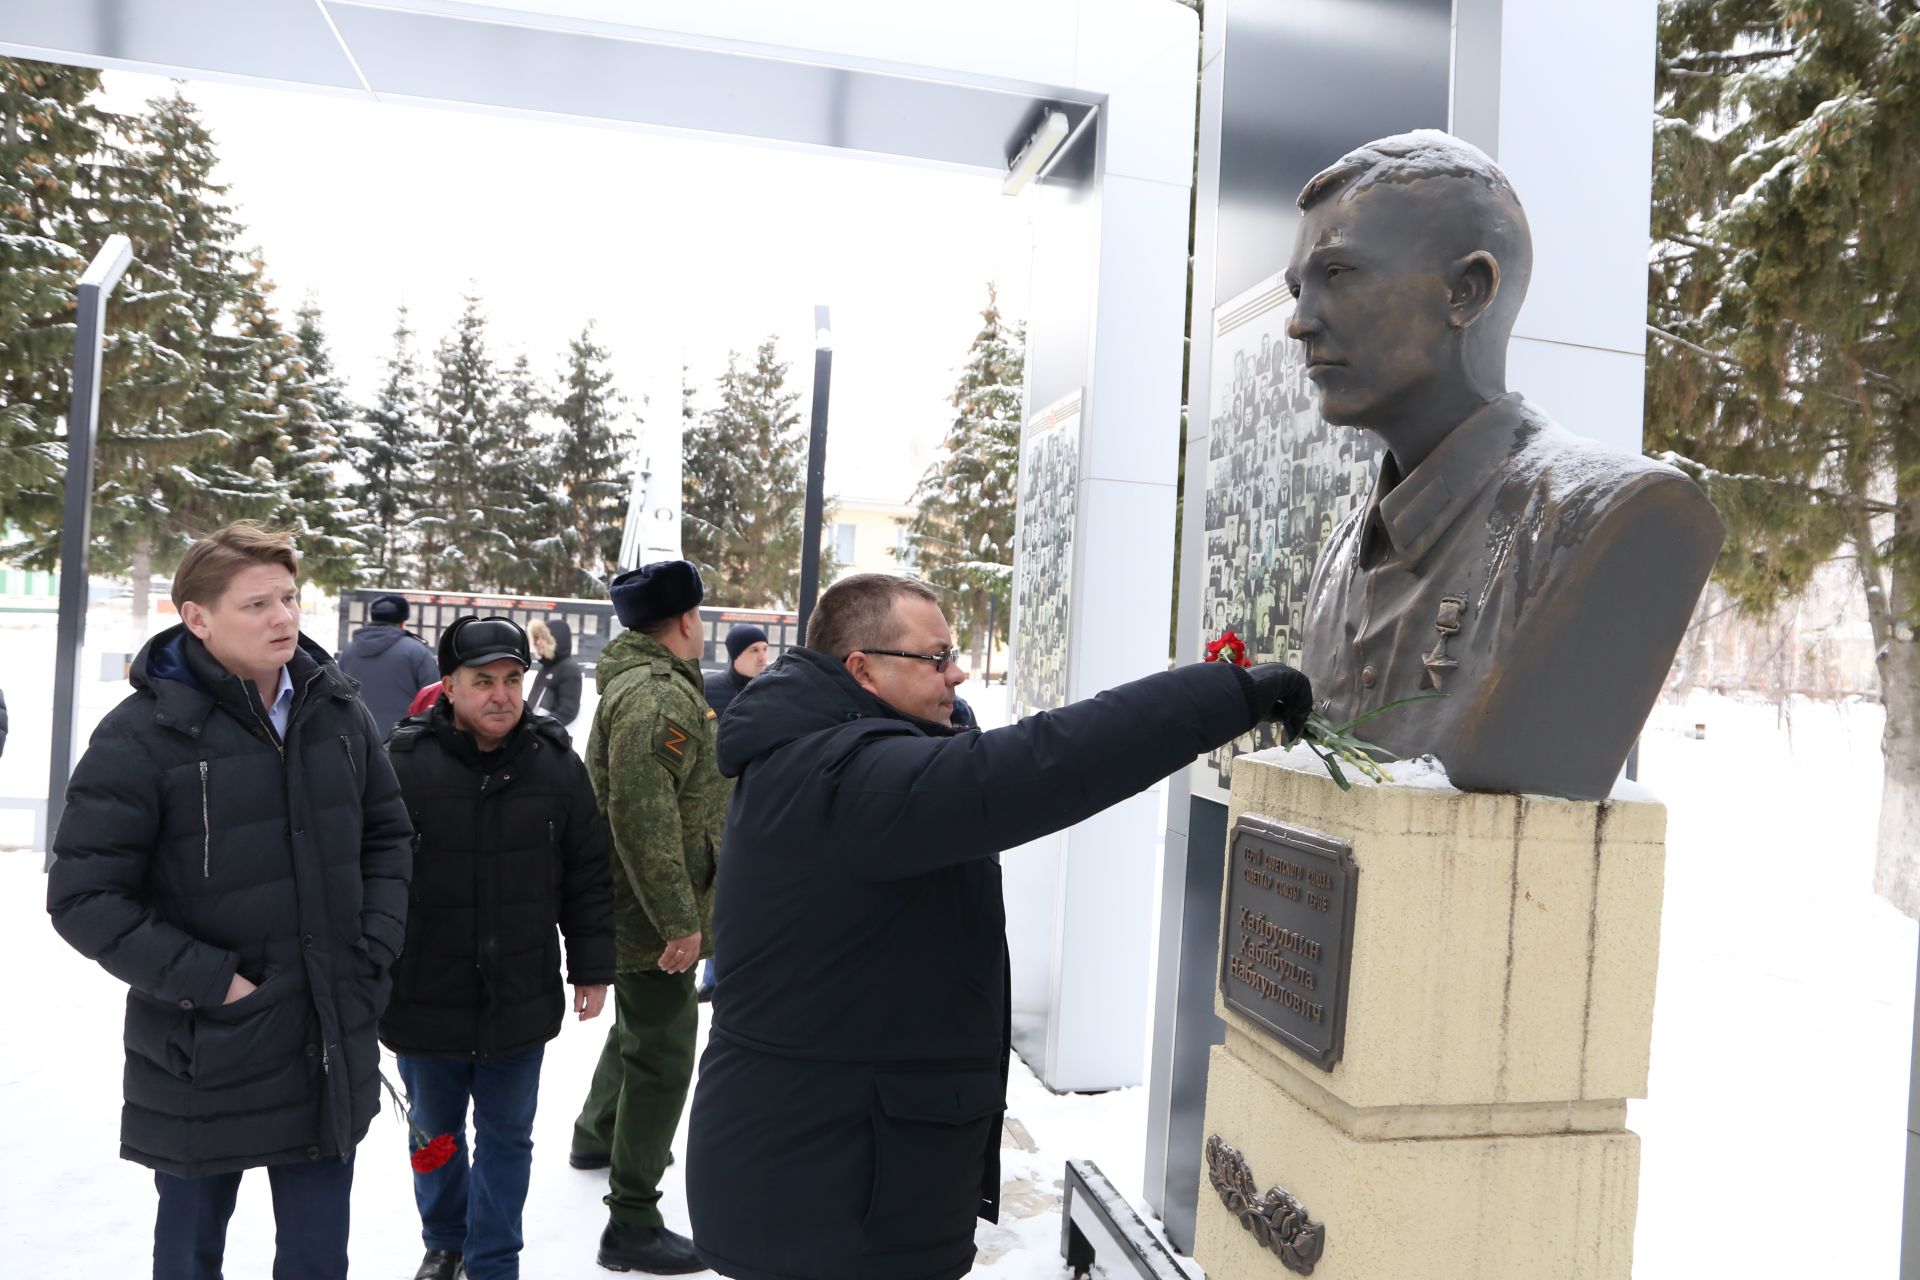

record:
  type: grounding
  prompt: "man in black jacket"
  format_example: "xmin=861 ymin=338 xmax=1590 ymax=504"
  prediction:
xmin=700 ymin=623 xmax=768 ymax=719
xmin=381 ymin=616 xmax=616 ymax=1280
xmin=684 ymin=573 xmax=1311 ymax=1280
xmin=339 ymin=593 xmax=439 ymax=733
xmin=47 ymin=522 xmax=414 ymax=1280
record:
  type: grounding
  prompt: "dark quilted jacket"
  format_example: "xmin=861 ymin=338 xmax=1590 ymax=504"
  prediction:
xmin=47 ymin=626 xmax=414 ymax=1177
xmin=378 ymin=702 xmax=615 ymax=1060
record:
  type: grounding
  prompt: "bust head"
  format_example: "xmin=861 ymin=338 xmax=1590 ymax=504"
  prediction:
xmin=1284 ymin=132 xmax=1532 ymax=463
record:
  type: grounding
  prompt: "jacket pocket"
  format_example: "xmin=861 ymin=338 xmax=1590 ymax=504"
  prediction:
xmin=863 ymin=1068 xmax=1003 ymax=1251
xmin=190 ymin=966 xmax=309 ymax=1090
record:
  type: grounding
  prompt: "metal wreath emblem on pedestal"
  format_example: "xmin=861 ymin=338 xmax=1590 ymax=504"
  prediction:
xmin=1205 ymin=1134 xmax=1326 ymax=1274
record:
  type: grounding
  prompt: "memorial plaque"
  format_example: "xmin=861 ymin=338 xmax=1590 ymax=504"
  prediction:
xmin=1220 ymin=815 xmax=1357 ymax=1070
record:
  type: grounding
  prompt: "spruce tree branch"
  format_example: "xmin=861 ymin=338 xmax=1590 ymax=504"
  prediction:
xmin=1665 ymin=47 xmax=1797 ymax=70
xmin=1656 ymin=450 xmax=1899 ymax=517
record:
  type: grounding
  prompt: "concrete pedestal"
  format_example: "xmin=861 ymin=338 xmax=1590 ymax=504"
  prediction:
xmin=1193 ymin=752 xmax=1664 ymax=1278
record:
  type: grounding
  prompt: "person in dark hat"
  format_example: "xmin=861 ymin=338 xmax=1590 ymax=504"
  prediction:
xmin=381 ymin=615 xmax=615 ymax=1280
xmin=702 ymin=624 xmax=768 ymax=720
xmin=568 ymin=562 xmax=726 ymax=1275
xmin=338 ymin=593 xmax=439 ymax=734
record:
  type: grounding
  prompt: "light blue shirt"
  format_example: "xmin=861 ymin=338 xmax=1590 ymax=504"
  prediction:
xmin=267 ymin=665 xmax=295 ymax=741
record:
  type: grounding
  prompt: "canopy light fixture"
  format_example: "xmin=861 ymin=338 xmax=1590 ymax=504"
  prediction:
xmin=1003 ymin=110 xmax=1070 ymax=195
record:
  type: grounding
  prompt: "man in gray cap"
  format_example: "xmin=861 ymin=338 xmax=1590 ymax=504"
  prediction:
xmin=569 ymin=561 xmax=725 ymax=1275
xmin=339 ymin=594 xmax=439 ymax=734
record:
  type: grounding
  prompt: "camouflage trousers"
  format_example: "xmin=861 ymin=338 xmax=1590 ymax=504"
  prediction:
xmin=571 ymin=968 xmax=698 ymax=1229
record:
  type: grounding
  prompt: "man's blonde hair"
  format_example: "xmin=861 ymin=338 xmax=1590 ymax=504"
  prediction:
xmin=170 ymin=522 xmax=299 ymax=610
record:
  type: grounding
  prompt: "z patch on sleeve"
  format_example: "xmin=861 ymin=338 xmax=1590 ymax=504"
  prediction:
xmin=653 ymin=717 xmax=695 ymax=772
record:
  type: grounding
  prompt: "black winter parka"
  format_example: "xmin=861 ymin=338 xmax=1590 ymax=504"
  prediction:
xmin=378 ymin=703 xmax=615 ymax=1059
xmin=527 ymin=618 xmax=583 ymax=729
xmin=47 ymin=627 xmax=414 ymax=1178
xmin=684 ymin=649 xmax=1262 ymax=1280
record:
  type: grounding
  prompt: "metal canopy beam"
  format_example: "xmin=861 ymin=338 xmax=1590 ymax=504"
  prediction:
xmin=0 ymin=0 xmax=1095 ymax=175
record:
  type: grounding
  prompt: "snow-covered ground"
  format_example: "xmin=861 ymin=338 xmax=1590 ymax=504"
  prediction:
xmin=0 ymin=607 xmax=1912 ymax=1276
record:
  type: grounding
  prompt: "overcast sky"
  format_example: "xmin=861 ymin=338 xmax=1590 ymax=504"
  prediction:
xmin=97 ymin=71 xmax=1036 ymax=504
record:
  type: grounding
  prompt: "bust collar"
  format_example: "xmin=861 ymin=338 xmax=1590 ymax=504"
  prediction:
xmin=1365 ymin=393 xmax=1525 ymax=566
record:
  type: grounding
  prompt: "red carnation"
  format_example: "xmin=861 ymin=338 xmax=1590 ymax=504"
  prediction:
xmin=381 ymin=1067 xmax=459 ymax=1175
xmin=410 ymin=1133 xmax=458 ymax=1173
xmin=1205 ymin=629 xmax=1251 ymax=668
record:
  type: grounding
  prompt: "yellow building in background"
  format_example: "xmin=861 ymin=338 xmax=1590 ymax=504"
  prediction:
xmin=828 ymin=496 xmax=918 ymax=581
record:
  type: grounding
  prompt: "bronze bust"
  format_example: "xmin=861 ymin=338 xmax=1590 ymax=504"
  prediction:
xmin=1286 ymin=132 xmax=1723 ymax=800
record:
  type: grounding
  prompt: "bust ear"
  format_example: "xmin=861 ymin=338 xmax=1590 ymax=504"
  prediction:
xmin=1448 ymin=251 xmax=1501 ymax=329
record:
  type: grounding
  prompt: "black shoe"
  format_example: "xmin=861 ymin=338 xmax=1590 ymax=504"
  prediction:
xmin=413 ymin=1249 xmax=463 ymax=1280
xmin=596 ymin=1221 xmax=703 ymax=1274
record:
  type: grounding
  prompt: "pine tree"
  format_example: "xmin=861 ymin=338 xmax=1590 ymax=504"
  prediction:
xmin=94 ymin=88 xmax=270 ymax=622
xmin=490 ymin=351 xmax=552 ymax=592
xmin=906 ymin=284 xmax=1026 ymax=668
xmin=345 ymin=306 xmax=427 ymax=582
xmin=414 ymin=294 xmax=511 ymax=591
xmin=536 ymin=323 xmax=630 ymax=597
xmin=288 ymin=297 xmax=370 ymax=587
xmin=1646 ymin=1 xmax=1920 ymax=912
xmin=0 ymin=61 xmax=178 ymax=571
xmin=0 ymin=60 xmax=96 ymax=525
xmin=683 ymin=338 xmax=808 ymax=607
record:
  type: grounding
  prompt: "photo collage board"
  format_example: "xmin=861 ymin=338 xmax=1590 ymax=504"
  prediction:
xmin=1192 ymin=274 xmax=1382 ymax=803
xmin=1010 ymin=390 xmax=1083 ymax=720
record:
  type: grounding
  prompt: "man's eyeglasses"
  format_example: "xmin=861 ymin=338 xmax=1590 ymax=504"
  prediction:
xmin=858 ymin=646 xmax=962 ymax=674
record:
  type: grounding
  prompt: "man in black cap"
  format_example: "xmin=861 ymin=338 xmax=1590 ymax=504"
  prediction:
xmin=701 ymin=623 xmax=768 ymax=719
xmin=339 ymin=593 xmax=439 ymax=733
xmin=569 ymin=561 xmax=725 ymax=1275
xmin=381 ymin=616 xmax=615 ymax=1280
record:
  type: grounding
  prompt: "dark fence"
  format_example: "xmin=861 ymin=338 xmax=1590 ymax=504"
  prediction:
xmin=338 ymin=589 xmax=799 ymax=674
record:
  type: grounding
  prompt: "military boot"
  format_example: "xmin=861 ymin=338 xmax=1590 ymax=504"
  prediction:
xmin=596 ymin=1220 xmax=702 ymax=1274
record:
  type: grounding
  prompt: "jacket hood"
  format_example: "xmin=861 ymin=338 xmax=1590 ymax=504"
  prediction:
xmin=129 ymin=623 xmax=355 ymax=737
xmin=345 ymin=624 xmax=409 ymax=657
xmin=714 ymin=646 xmax=956 ymax=779
xmin=543 ymin=617 xmax=573 ymax=662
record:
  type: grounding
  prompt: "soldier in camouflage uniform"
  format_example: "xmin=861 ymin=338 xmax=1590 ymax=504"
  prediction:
xmin=569 ymin=560 xmax=725 ymax=1276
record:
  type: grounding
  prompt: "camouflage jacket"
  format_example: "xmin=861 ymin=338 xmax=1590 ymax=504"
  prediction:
xmin=587 ymin=629 xmax=727 ymax=971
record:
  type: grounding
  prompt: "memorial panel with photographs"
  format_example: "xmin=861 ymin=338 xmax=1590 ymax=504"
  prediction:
xmin=1192 ymin=275 xmax=1382 ymax=803
xmin=1010 ymin=391 xmax=1082 ymax=719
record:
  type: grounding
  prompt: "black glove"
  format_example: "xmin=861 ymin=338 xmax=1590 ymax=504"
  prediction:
xmin=1243 ymin=662 xmax=1313 ymax=744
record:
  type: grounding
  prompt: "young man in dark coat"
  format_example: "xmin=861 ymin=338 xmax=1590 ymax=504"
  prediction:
xmin=339 ymin=592 xmax=440 ymax=733
xmin=46 ymin=522 xmax=414 ymax=1280
xmin=527 ymin=616 xmax=584 ymax=730
xmin=684 ymin=573 xmax=1312 ymax=1280
xmin=381 ymin=615 xmax=616 ymax=1280
xmin=700 ymin=623 xmax=768 ymax=718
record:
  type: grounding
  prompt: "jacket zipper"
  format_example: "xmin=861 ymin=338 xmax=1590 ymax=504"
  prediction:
xmin=199 ymin=761 xmax=211 ymax=877
xmin=340 ymin=734 xmax=357 ymax=781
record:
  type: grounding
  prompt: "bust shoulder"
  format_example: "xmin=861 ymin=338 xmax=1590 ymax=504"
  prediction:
xmin=1497 ymin=400 xmax=1714 ymax=535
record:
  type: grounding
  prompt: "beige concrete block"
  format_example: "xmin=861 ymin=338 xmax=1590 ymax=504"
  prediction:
xmin=1217 ymin=753 xmax=1665 ymax=1111
xmin=1195 ymin=1047 xmax=1640 ymax=1280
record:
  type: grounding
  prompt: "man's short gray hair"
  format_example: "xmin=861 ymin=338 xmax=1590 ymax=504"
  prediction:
xmin=807 ymin=574 xmax=942 ymax=661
